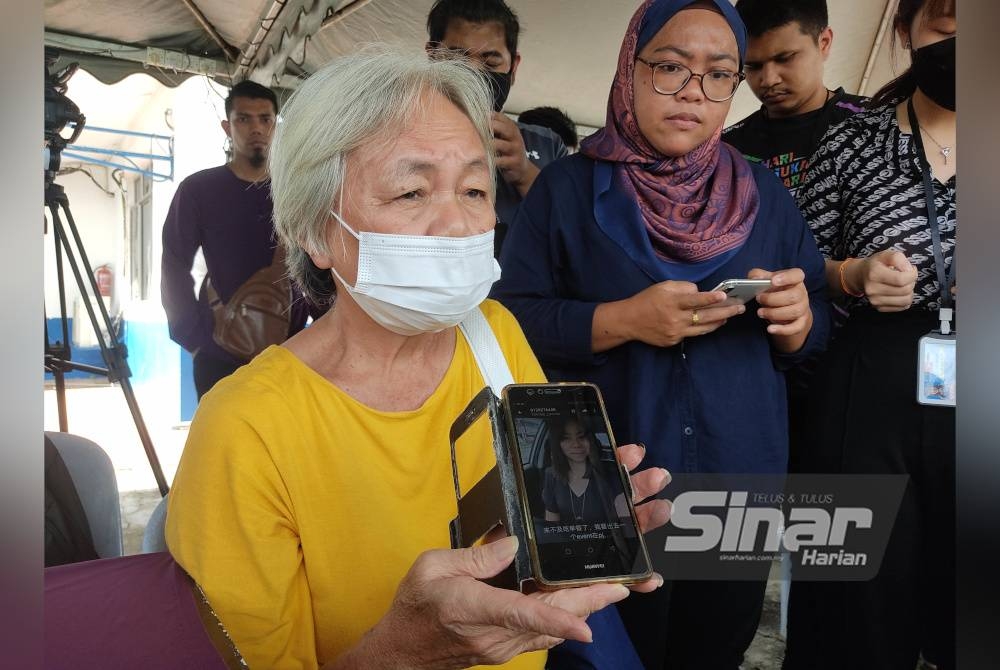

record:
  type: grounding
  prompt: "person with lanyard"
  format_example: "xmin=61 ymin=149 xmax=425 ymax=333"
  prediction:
xmin=492 ymin=1 xmax=831 ymax=667
xmin=784 ymin=1 xmax=956 ymax=668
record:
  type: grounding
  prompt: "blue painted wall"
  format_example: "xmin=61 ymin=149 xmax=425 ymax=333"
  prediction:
xmin=180 ymin=349 xmax=197 ymax=421
xmin=44 ymin=317 xmax=116 ymax=380
xmin=124 ymin=318 xmax=175 ymax=385
xmin=46 ymin=316 xmax=198 ymax=422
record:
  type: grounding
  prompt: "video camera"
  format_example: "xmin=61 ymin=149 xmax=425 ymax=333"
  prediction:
xmin=44 ymin=47 xmax=86 ymax=185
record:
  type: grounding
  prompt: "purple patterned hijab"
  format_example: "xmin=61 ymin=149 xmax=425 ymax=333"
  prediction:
xmin=581 ymin=0 xmax=759 ymax=264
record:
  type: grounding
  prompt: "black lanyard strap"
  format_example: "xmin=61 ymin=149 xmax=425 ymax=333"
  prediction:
xmin=906 ymin=99 xmax=956 ymax=311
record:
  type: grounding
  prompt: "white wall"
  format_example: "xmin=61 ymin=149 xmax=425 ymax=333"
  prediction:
xmin=53 ymin=71 xmax=230 ymax=321
xmin=43 ymin=166 xmax=123 ymax=339
xmin=43 ymin=71 xmax=232 ymax=424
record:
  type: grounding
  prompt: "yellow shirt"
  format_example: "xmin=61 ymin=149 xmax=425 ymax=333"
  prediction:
xmin=166 ymin=301 xmax=546 ymax=669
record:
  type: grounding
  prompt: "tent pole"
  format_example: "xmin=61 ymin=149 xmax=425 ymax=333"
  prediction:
xmin=245 ymin=0 xmax=362 ymax=88
xmin=236 ymin=0 xmax=290 ymax=81
xmin=859 ymin=0 xmax=899 ymax=97
xmin=181 ymin=0 xmax=241 ymax=63
xmin=320 ymin=0 xmax=376 ymax=29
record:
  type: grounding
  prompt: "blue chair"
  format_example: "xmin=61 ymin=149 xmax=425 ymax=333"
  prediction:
xmin=142 ymin=493 xmax=169 ymax=553
xmin=45 ymin=431 xmax=123 ymax=559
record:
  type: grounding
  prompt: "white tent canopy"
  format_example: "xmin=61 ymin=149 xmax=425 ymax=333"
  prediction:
xmin=45 ymin=0 xmax=905 ymax=131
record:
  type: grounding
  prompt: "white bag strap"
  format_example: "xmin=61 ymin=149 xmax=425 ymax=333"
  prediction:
xmin=458 ymin=307 xmax=515 ymax=395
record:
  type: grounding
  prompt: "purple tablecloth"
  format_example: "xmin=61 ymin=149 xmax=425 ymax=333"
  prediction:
xmin=45 ymin=552 xmax=242 ymax=670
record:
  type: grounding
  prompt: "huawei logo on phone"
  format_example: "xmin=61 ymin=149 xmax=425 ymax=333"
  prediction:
xmin=584 ymin=563 xmax=606 ymax=570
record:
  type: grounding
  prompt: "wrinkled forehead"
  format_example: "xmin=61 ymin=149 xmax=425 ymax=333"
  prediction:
xmin=344 ymin=91 xmax=490 ymax=179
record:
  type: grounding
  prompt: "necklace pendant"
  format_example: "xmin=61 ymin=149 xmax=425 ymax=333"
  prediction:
xmin=940 ymin=147 xmax=951 ymax=165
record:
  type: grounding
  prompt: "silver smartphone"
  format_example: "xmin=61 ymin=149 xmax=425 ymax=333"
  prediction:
xmin=711 ymin=279 xmax=772 ymax=305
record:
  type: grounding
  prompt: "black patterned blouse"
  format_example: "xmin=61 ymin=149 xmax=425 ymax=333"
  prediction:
xmin=797 ymin=103 xmax=956 ymax=312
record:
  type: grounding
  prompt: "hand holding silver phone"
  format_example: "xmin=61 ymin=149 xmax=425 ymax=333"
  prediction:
xmin=711 ymin=279 xmax=772 ymax=305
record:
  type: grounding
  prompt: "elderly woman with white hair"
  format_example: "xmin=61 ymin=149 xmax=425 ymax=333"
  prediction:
xmin=164 ymin=48 xmax=670 ymax=669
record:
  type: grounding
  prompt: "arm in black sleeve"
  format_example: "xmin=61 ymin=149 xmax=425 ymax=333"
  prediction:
xmin=160 ymin=181 xmax=213 ymax=354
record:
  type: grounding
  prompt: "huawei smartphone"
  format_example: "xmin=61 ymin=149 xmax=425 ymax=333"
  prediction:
xmin=502 ymin=383 xmax=653 ymax=589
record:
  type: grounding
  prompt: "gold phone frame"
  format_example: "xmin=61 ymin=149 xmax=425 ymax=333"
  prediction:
xmin=500 ymin=382 xmax=653 ymax=590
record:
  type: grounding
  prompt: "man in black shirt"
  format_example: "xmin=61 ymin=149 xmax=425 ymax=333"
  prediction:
xmin=724 ymin=0 xmax=866 ymax=198
xmin=426 ymin=0 xmax=568 ymax=255
xmin=725 ymin=1 xmax=866 ymax=489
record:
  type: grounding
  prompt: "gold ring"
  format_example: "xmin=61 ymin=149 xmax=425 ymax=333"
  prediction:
xmin=691 ymin=310 xmax=700 ymax=325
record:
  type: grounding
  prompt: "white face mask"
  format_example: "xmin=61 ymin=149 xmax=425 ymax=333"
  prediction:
xmin=327 ymin=211 xmax=502 ymax=336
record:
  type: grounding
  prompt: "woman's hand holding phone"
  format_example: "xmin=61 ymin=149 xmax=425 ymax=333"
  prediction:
xmin=749 ymin=267 xmax=813 ymax=353
xmin=486 ymin=443 xmax=668 ymax=592
xmin=329 ymin=442 xmax=671 ymax=669
xmin=594 ymin=281 xmax=746 ymax=351
xmin=334 ymin=538 xmax=629 ymax=670
xmin=615 ymin=442 xmax=671 ymax=593
xmin=617 ymin=444 xmax=671 ymax=531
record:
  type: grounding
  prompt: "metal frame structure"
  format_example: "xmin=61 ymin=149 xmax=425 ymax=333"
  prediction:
xmin=61 ymin=125 xmax=174 ymax=182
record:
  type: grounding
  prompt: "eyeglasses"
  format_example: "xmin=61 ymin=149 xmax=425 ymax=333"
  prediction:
xmin=635 ymin=58 xmax=745 ymax=102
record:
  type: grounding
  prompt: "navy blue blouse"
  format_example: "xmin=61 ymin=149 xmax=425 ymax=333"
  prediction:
xmin=492 ymin=154 xmax=831 ymax=475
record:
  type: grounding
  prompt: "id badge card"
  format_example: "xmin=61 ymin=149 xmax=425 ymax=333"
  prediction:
xmin=917 ymin=332 xmax=956 ymax=407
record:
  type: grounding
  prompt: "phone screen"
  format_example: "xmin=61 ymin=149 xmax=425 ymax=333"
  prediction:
xmin=505 ymin=384 xmax=651 ymax=584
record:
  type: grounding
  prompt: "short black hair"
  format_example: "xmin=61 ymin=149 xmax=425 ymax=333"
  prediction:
xmin=427 ymin=0 xmax=520 ymax=59
xmin=518 ymin=106 xmax=578 ymax=149
xmin=224 ymin=80 xmax=279 ymax=117
xmin=735 ymin=0 xmax=829 ymax=40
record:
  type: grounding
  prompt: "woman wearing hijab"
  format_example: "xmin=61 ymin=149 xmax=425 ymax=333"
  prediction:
xmin=492 ymin=1 xmax=831 ymax=667
xmin=784 ymin=1 xmax=956 ymax=668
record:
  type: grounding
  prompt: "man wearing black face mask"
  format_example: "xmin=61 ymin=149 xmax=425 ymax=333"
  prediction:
xmin=427 ymin=0 xmax=569 ymax=255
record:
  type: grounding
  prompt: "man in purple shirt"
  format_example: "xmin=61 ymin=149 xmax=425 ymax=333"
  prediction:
xmin=161 ymin=81 xmax=310 ymax=398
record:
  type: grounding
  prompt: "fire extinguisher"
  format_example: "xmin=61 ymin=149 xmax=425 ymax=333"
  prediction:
xmin=94 ymin=264 xmax=114 ymax=298
xmin=92 ymin=264 xmax=120 ymax=339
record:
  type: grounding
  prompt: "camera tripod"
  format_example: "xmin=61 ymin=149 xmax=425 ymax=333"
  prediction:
xmin=44 ymin=178 xmax=169 ymax=496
